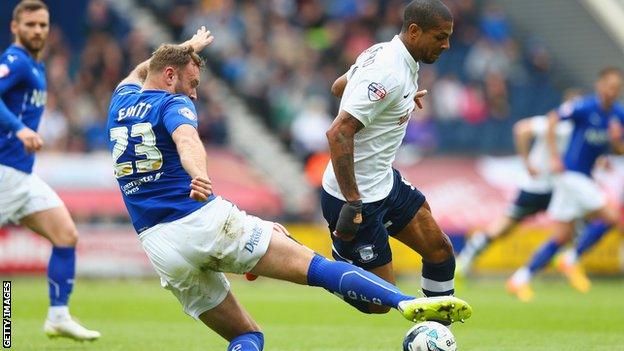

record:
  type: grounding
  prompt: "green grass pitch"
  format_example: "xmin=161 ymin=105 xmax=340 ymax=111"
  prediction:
xmin=5 ymin=276 xmax=624 ymax=350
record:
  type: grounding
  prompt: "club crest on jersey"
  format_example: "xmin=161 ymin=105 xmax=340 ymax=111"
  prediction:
xmin=357 ymin=245 xmax=377 ymax=263
xmin=178 ymin=107 xmax=197 ymax=121
xmin=367 ymin=82 xmax=387 ymax=102
xmin=0 ymin=64 xmax=9 ymax=78
xmin=589 ymin=113 xmax=601 ymax=126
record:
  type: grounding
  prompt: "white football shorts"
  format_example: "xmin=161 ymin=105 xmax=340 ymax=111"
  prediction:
xmin=547 ymin=171 xmax=606 ymax=222
xmin=0 ymin=164 xmax=63 ymax=225
xmin=139 ymin=196 xmax=273 ymax=319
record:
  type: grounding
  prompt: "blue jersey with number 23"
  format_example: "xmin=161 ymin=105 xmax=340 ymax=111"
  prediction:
xmin=107 ymin=84 xmax=215 ymax=233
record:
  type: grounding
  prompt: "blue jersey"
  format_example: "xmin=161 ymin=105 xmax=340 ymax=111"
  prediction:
xmin=107 ymin=84 xmax=215 ymax=233
xmin=557 ymin=94 xmax=624 ymax=176
xmin=0 ymin=45 xmax=47 ymax=174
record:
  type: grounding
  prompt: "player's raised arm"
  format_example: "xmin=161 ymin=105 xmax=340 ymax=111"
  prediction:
xmin=326 ymin=110 xmax=364 ymax=241
xmin=513 ymin=118 xmax=538 ymax=176
xmin=117 ymin=26 xmax=214 ymax=88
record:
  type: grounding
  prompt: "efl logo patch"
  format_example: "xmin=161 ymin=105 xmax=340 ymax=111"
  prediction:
xmin=178 ymin=107 xmax=197 ymax=121
xmin=0 ymin=64 xmax=10 ymax=78
xmin=367 ymin=82 xmax=386 ymax=102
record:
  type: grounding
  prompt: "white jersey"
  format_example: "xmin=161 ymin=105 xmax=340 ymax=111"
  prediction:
xmin=520 ymin=115 xmax=572 ymax=193
xmin=323 ymin=35 xmax=419 ymax=202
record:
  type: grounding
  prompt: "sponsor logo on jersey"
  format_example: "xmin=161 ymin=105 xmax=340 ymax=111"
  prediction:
xmin=357 ymin=245 xmax=377 ymax=263
xmin=178 ymin=107 xmax=197 ymax=121
xmin=583 ymin=128 xmax=608 ymax=145
xmin=0 ymin=64 xmax=9 ymax=78
xmin=367 ymin=82 xmax=386 ymax=102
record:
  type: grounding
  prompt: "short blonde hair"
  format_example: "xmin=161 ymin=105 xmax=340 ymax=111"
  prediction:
xmin=13 ymin=0 xmax=48 ymax=22
xmin=148 ymin=44 xmax=203 ymax=74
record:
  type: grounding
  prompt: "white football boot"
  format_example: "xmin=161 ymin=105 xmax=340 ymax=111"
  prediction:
xmin=44 ymin=317 xmax=101 ymax=341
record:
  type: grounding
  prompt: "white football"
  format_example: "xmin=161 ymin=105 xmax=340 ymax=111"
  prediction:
xmin=402 ymin=321 xmax=457 ymax=351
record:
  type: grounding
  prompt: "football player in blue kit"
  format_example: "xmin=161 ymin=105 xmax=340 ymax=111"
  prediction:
xmin=456 ymin=90 xmax=612 ymax=294
xmin=507 ymin=68 xmax=624 ymax=301
xmin=0 ymin=0 xmax=99 ymax=340
xmin=107 ymin=27 xmax=470 ymax=350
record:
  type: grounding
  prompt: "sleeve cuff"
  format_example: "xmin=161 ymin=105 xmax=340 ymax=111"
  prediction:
xmin=342 ymin=106 xmax=369 ymax=128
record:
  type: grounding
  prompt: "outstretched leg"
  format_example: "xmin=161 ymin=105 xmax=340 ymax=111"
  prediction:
xmin=507 ymin=220 xmax=574 ymax=301
xmin=249 ymin=224 xmax=472 ymax=324
xmin=456 ymin=216 xmax=520 ymax=275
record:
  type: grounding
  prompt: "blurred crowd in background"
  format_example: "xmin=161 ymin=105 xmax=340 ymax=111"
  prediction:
xmin=4 ymin=0 xmax=563 ymax=160
xmin=160 ymin=0 xmax=562 ymax=158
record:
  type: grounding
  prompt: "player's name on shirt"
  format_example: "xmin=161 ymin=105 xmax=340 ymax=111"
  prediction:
xmin=117 ymin=102 xmax=153 ymax=121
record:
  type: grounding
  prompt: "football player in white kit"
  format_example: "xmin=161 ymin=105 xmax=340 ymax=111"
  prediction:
xmin=321 ymin=0 xmax=470 ymax=315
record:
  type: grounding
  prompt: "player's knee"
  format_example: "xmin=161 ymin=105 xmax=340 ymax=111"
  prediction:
xmin=552 ymin=229 xmax=573 ymax=244
xmin=601 ymin=207 xmax=619 ymax=226
xmin=51 ymin=227 xmax=78 ymax=247
xmin=425 ymin=233 xmax=454 ymax=263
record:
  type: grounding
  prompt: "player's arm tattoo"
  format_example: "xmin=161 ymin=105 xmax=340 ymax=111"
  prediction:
xmin=326 ymin=110 xmax=364 ymax=202
xmin=172 ymin=124 xmax=208 ymax=179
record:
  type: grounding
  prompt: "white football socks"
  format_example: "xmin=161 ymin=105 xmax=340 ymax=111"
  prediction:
xmin=511 ymin=267 xmax=531 ymax=285
xmin=48 ymin=305 xmax=71 ymax=323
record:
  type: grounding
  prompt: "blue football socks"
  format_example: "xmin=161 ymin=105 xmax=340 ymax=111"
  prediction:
xmin=527 ymin=239 xmax=561 ymax=274
xmin=307 ymin=255 xmax=413 ymax=308
xmin=576 ymin=221 xmax=610 ymax=256
xmin=227 ymin=332 xmax=264 ymax=351
xmin=47 ymin=246 xmax=76 ymax=306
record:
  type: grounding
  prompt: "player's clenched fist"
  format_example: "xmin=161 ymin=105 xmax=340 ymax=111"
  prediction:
xmin=189 ymin=176 xmax=212 ymax=201
xmin=16 ymin=127 xmax=43 ymax=153
xmin=333 ymin=200 xmax=363 ymax=241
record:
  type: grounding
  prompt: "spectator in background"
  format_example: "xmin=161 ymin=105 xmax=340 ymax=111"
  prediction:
xmin=38 ymin=93 xmax=68 ymax=151
xmin=290 ymin=96 xmax=332 ymax=161
xmin=28 ymin=0 xmax=561 ymax=158
xmin=479 ymin=3 xmax=510 ymax=44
